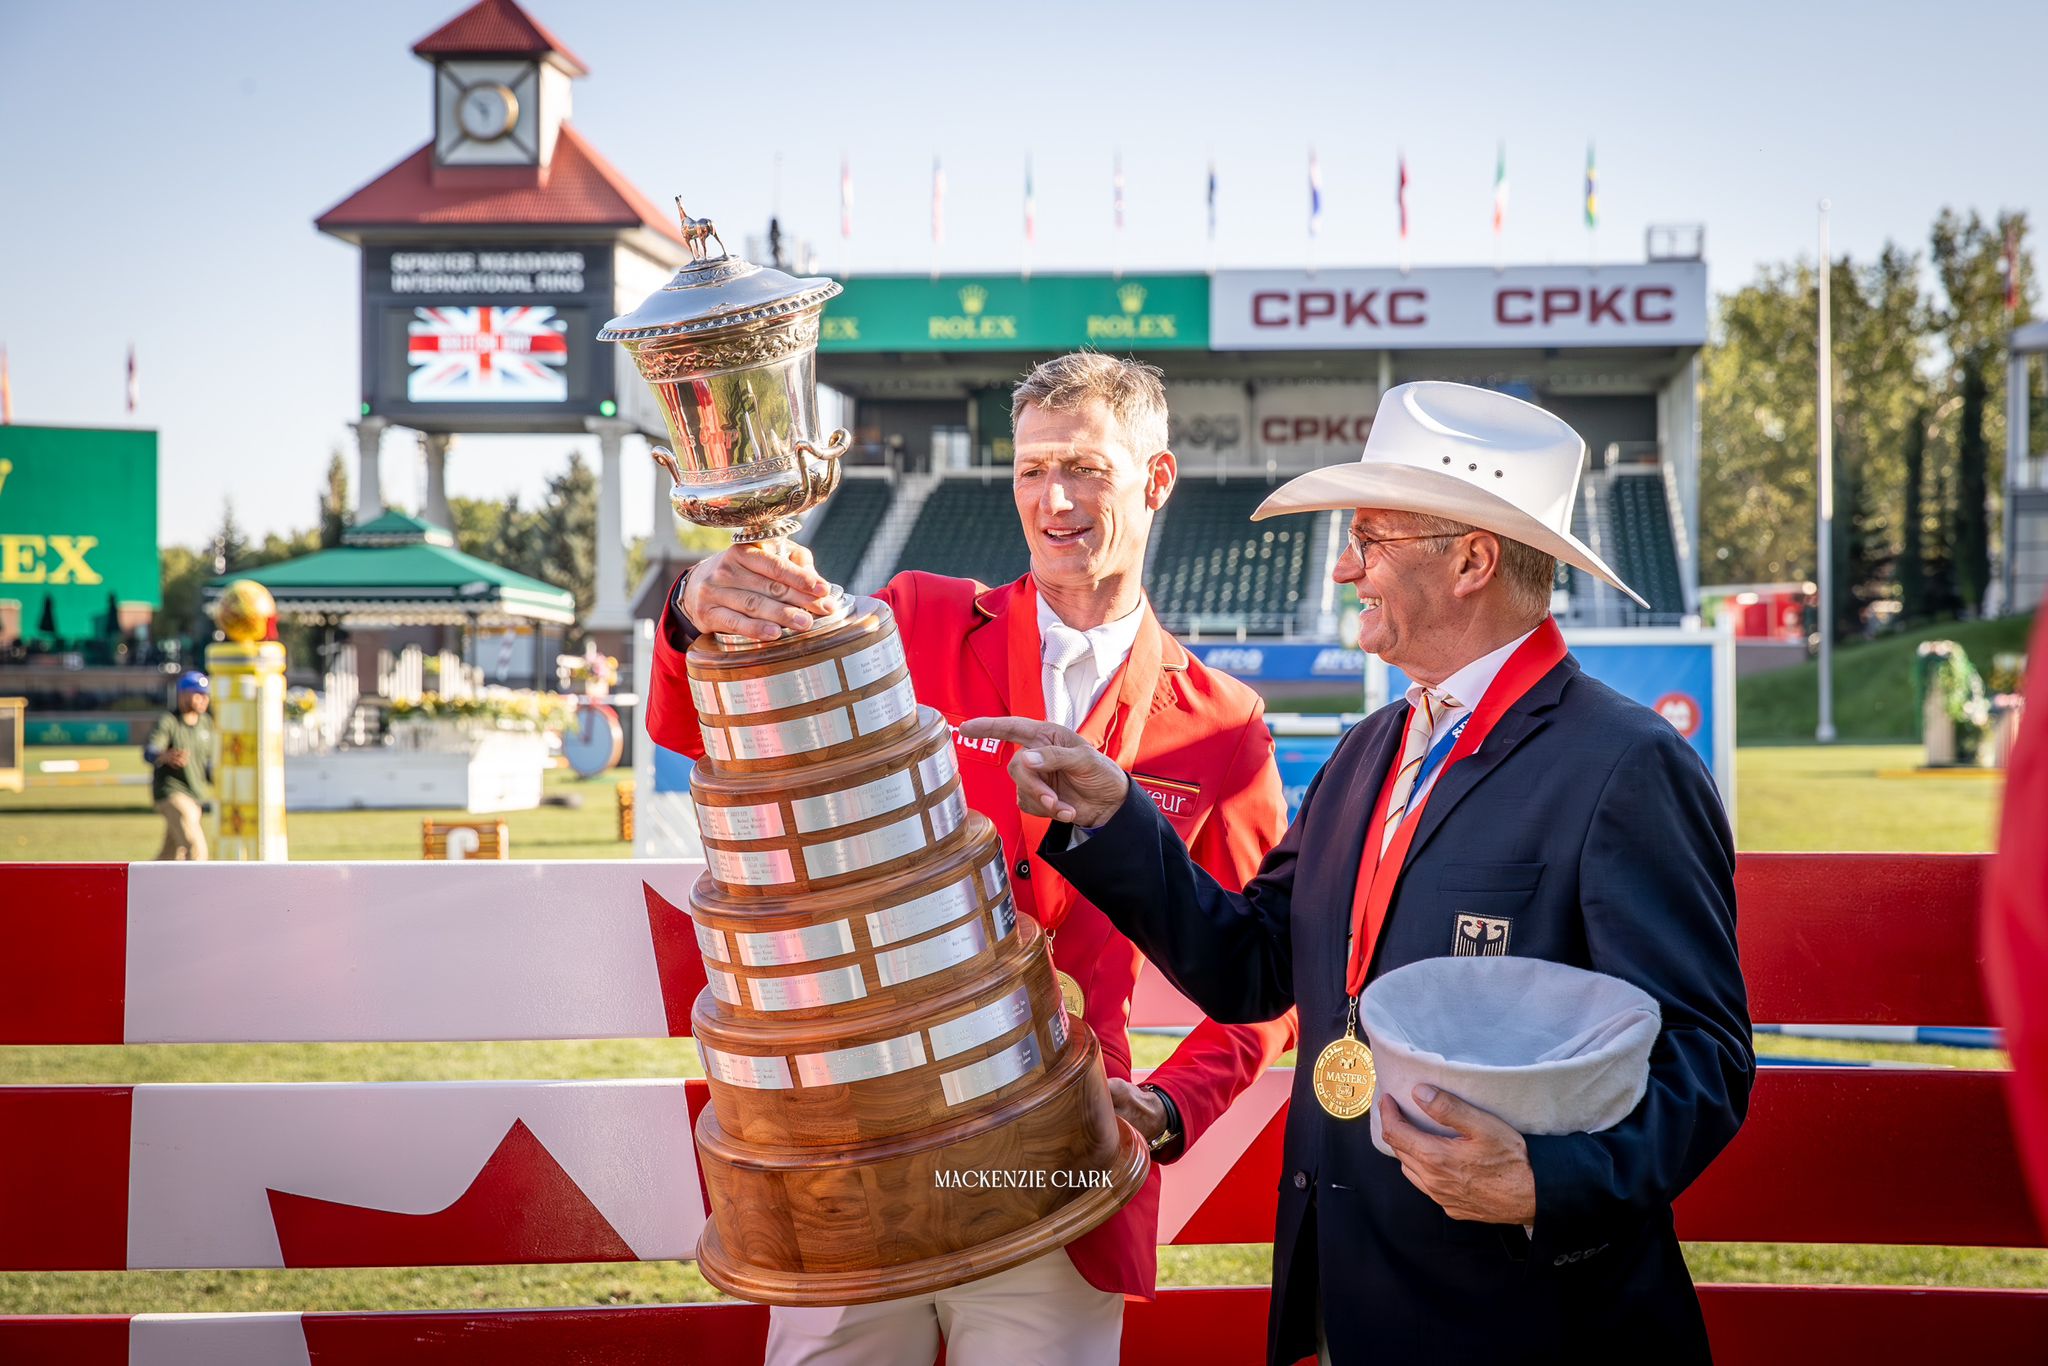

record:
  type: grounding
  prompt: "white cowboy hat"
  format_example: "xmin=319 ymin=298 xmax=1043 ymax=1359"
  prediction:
xmin=1361 ymin=956 xmax=1661 ymax=1158
xmin=1253 ymin=381 xmax=1649 ymax=610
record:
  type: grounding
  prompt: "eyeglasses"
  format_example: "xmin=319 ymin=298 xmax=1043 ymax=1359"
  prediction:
xmin=1343 ymin=528 xmax=1459 ymax=561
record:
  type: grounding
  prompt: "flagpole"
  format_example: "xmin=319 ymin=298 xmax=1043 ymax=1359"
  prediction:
xmin=1112 ymin=151 xmax=1125 ymax=281
xmin=1816 ymin=198 xmax=1836 ymax=745
xmin=930 ymin=157 xmax=944 ymax=283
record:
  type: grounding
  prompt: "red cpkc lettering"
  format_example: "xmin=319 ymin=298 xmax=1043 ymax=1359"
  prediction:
xmin=1261 ymin=416 xmax=1372 ymax=446
xmin=1251 ymin=288 xmax=1427 ymax=329
xmin=1494 ymin=285 xmax=1677 ymax=327
xmin=1132 ymin=774 xmax=1200 ymax=822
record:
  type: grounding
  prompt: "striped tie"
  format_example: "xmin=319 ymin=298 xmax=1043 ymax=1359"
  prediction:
xmin=1380 ymin=691 xmax=1462 ymax=854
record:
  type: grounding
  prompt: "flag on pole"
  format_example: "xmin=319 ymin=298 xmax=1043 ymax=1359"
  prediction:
xmin=1206 ymin=159 xmax=1218 ymax=241
xmin=1308 ymin=148 xmax=1323 ymax=238
xmin=1584 ymin=143 xmax=1598 ymax=229
xmin=1024 ymin=155 xmax=1036 ymax=246
xmin=126 ymin=344 xmax=138 ymax=415
xmin=2008 ymin=220 xmax=2023 ymax=313
xmin=1492 ymin=143 xmax=1508 ymax=237
xmin=1 ymin=344 xmax=12 ymax=425
xmin=1397 ymin=153 xmax=1410 ymax=241
xmin=931 ymin=158 xmax=945 ymax=245
xmin=839 ymin=155 xmax=852 ymax=239
xmin=1113 ymin=152 xmax=1125 ymax=232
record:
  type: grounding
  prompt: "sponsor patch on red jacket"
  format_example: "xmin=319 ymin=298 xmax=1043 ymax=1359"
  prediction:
xmin=950 ymin=721 xmax=1009 ymax=766
xmin=1132 ymin=773 xmax=1201 ymax=822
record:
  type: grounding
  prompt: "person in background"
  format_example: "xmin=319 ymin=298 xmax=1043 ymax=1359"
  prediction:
xmin=145 ymin=670 xmax=212 ymax=861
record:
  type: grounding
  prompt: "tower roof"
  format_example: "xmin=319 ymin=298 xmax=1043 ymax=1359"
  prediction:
xmin=412 ymin=0 xmax=588 ymax=76
xmin=314 ymin=123 xmax=684 ymax=245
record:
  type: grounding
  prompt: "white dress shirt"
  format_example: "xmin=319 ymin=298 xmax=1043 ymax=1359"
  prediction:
xmin=1038 ymin=592 xmax=1145 ymax=727
xmin=1402 ymin=623 xmax=1540 ymax=810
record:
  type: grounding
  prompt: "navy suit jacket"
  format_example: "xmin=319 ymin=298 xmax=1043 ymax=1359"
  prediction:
xmin=1047 ymin=650 xmax=1752 ymax=1365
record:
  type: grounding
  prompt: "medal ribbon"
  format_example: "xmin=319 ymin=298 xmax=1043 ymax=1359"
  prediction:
xmin=1005 ymin=575 xmax=1159 ymax=938
xmin=1343 ymin=618 xmax=1566 ymax=998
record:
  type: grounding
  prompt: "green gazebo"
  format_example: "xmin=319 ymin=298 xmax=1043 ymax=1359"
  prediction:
xmin=208 ymin=511 xmax=575 ymax=630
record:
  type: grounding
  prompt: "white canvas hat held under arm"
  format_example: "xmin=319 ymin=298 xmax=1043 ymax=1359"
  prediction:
xmin=1253 ymin=381 xmax=1650 ymax=610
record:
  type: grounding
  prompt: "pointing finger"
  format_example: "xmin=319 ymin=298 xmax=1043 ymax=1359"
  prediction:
xmin=961 ymin=715 xmax=1074 ymax=748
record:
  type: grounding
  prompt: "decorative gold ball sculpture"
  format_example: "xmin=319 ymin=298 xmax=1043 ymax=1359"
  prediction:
xmin=215 ymin=580 xmax=276 ymax=644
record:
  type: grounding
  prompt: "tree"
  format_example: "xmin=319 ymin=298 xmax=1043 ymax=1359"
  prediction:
xmin=528 ymin=453 xmax=598 ymax=624
xmin=1898 ymin=407 xmax=1927 ymax=618
xmin=1955 ymin=364 xmax=1991 ymax=612
xmin=158 ymin=545 xmax=212 ymax=641
xmin=1701 ymin=246 xmax=1929 ymax=590
xmin=1931 ymin=208 xmax=2032 ymax=610
xmin=1834 ymin=444 xmax=1892 ymax=637
xmin=318 ymin=451 xmax=350 ymax=548
xmin=447 ymin=494 xmax=510 ymax=564
xmin=211 ymin=501 xmax=249 ymax=575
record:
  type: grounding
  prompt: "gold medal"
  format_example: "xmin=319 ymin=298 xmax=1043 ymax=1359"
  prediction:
xmin=1056 ymin=969 xmax=1086 ymax=1018
xmin=1311 ymin=1034 xmax=1376 ymax=1119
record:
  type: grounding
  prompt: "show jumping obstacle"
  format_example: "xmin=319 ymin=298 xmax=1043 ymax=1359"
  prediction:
xmin=0 ymin=853 xmax=2041 ymax=1363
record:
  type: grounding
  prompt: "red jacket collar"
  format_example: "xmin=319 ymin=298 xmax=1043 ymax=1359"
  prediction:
xmin=972 ymin=574 xmax=1188 ymax=672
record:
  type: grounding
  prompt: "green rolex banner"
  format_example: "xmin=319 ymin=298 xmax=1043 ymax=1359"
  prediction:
xmin=820 ymin=274 xmax=1210 ymax=353
xmin=0 ymin=425 xmax=160 ymax=641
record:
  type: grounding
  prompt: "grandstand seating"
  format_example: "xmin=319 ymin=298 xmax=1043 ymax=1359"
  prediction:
xmin=1147 ymin=480 xmax=1312 ymax=636
xmin=802 ymin=478 xmax=894 ymax=586
xmin=890 ymin=478 xmax=1031 ymax=588
xmin=1604 ymin=470 xmax=1688 ymax=618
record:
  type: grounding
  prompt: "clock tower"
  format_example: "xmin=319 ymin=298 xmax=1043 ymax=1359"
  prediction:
xmin=413 ymin=0 xmax=586 ymax=178
xmin=316 ymin=0 xmax=687 ymax=641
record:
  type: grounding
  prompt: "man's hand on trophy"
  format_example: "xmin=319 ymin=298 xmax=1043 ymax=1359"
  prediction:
xmin=681 ymin=540 xmax=836 ymax=642
xmin=1106 ymin=1078 xmax=1169 ymax=1144
xmin=957 ymin=717 xmax=1130 ymax=828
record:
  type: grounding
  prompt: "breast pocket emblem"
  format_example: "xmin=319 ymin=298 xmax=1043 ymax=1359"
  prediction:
xmin=1452 ymin=914 xmax=1511 ymax=956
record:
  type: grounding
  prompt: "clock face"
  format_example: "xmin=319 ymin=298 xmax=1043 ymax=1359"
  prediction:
xmin=457 ymin=83 xmax=519 ymax=141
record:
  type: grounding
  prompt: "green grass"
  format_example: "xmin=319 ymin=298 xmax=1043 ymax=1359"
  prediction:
xmin=1735 ymin=744 xmax=2004 ymax=852
xmin=1737 ymin=612 xmax=2035 ymax=742
xmin=1 ymin=746 xmax=633 ymax=862
xmin=2 ymin=741 xmax=2040 ymax=1315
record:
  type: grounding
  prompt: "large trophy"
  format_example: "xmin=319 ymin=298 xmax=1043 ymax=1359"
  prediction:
xmin=600 ymin=203 xmax=1147 ymax=1305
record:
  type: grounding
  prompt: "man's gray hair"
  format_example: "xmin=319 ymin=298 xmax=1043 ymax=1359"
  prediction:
xmin=1010 ymin=353 xmax=1170 ymax=460
xmin=1403 ymin=513 xmax=1557 ymax=619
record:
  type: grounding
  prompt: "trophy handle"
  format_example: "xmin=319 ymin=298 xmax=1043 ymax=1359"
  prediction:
xmin=793 ymin=429 xmax=851 ymax=503
xmin=650 ymin=445 xmax=685 ymax=485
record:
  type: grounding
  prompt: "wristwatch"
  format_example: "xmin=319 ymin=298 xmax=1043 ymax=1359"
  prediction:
xmin=1137 ymin=1082 xmax=1185 ymax=1159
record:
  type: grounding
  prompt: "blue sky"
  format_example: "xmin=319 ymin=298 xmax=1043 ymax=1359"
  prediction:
xmin=0 ymin=0 xmax=2040 ymax=544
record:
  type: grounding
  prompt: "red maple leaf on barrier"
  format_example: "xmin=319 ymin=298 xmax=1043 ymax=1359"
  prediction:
xmin=642 ymin=880 xmax=708 ymax=1036
xmin=266 ymin=1120 xmax=635 ymax=1267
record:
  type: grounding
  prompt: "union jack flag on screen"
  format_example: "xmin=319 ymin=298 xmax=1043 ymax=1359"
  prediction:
xmin=407 ymin=306 xmax=569 ymax=402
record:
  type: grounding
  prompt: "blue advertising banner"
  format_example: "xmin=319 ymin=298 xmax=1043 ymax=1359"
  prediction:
xmin=1183 ymin=642 xmax=1369 ymax=683
xmin=1270 ymin=627 xmax=1733 ymax=820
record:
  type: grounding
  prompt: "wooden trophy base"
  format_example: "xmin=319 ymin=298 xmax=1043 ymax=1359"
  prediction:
xmin=693 ymin=1029 xmax=1151 ymax=1306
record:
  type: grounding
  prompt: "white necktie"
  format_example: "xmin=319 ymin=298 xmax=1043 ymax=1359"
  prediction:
xmin=1043 ymin=624 xmax=1093 ymax=730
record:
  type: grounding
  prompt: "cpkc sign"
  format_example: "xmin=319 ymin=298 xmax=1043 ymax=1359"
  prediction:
xmin=1211 ymin=263 xmax=1707 ymax=350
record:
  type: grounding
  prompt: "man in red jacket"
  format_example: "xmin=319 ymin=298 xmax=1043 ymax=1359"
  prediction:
xmin=647 ymin=352 xmax=1296 ymax=1364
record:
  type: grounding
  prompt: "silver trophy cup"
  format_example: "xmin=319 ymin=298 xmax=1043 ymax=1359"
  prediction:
xmin=600 ymin=203 xmax=850 ymax=547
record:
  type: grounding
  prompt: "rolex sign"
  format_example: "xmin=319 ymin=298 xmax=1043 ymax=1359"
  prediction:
xmin=0 ymin=425 xmax=160 ymax=641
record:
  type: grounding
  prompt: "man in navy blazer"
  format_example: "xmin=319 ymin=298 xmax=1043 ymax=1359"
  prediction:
xmin=964 ymin=382 xmax=1752 ymax=1364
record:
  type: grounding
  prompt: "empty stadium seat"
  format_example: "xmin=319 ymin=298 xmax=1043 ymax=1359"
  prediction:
xmin=1149 ymin=480 xmax=1314 ymax=635
xmin=804 ymin=479 xmax=894 ymax=585
xmin=1604 ymin=472 xmax=1687 ymax=618
xmin=892 ymin=478 xmax=1030 ymax=587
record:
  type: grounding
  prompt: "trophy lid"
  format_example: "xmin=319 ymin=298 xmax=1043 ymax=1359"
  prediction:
xmin=598 ymin=199 xmax=841 ymax=343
